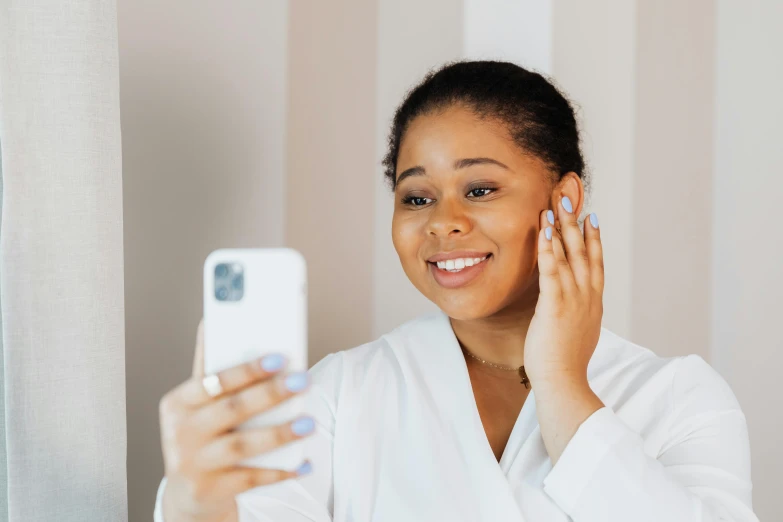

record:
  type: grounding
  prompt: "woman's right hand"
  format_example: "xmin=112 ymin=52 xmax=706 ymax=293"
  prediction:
xmin=159 ymin=319 xmax=314 ymax=522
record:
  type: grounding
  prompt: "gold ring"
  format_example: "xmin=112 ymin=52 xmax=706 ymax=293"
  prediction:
xmin=201 ymin=373 xmax=224 ymax=398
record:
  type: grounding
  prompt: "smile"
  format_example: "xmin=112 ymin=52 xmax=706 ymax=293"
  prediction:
xmin=428 ymin=254 xmax=492 ymax=289
xmin=433 ymin=255 xmax=490 ymax=272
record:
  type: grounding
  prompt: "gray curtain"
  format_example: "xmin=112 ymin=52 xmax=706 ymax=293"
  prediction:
xmin=0 ymin=1 xmax=127 ymax=521
xmin=1 ymin=132 xmax=8 ymax=519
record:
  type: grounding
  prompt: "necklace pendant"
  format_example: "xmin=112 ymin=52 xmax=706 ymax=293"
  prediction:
xmin=518 ymin=366 xmax=531 ymax=389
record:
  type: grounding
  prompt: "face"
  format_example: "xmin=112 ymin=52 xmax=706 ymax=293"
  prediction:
xmin=391 ymin=105 xmax=557 ymax=321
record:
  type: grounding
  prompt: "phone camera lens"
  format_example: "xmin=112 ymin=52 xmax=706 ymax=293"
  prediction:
xmin=232 ymin=275 xmax=243 ymax=290
xmin=215 ymin=286 xmax=229 ymax=301
xmin=215 ymin=264 xmax=229 ymax=278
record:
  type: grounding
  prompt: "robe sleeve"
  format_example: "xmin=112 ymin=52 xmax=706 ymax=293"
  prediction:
xmin=541 ymin=354 xmax=759 ymax=522
xmin=153 ymin=352 xmax=343 ymax=522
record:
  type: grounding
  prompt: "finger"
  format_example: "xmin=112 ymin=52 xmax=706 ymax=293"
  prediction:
xmin=196 ymin=416 xmax=316 ymax=471
xmin=557 ymin=195 xmax=590 ymax=289
xmin=220 ymin=462 xmax=312 ymax=496
xmin=551 ymin=223 xmax=578 ymax=295
xmin=536 ymin=211 xmax=562 ymax=303
xmin=585 ymin=212 xmax=605 ymax=294
xmin=541 ymin=208 xmax=556 ymax=231
xmin=188 ymin=463 xmax=311 ymax=507
xmin=175 ymin=352 xmax=289 ymax=409
xmin=193 ymin=318 xmax=205 ymax=378
xmin=187 ymin=371 xmax=311 ymax=440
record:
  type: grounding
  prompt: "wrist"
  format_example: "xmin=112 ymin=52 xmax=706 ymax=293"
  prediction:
xmin=530 ymin=370 xmax=590 ymax=395
xmin=533 ymin=375 xmax=604 ymax=418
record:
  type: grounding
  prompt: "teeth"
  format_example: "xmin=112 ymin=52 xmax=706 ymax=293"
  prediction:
xmin=434 ymin=255 xmax=488 ymax=272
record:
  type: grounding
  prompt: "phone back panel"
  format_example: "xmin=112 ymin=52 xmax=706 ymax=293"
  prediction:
xmin=203 ymin=248 xmax=307 ymax=471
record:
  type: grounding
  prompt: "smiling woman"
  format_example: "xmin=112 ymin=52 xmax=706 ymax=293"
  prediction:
xmin=154 ymin=61 xmax=759 ymax=522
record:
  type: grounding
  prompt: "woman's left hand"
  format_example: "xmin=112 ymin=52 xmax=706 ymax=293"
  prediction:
xmin=523 ymin=195 xmax=604 ymax=389
xmin=524 ymin=195 xmax=606 ymax=464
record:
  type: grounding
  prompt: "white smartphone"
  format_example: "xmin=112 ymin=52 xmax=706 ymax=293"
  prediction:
xmin=203 ymin=248 xmax=308 ymax=472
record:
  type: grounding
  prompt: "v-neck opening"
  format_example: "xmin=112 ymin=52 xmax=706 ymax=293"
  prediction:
xmin=498 ymin=389 xmax=538 ymax=473
xmin=403 ymin=311 xmax=535 ymax=520
xmin=438 ymin=311 xmax=537 ymax=472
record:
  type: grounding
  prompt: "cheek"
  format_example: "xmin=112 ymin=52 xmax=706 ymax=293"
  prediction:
xmin=391 ymin=212 xmax=423 ymax=263
xmin=476 ymin=208 xmax=539 ymax=266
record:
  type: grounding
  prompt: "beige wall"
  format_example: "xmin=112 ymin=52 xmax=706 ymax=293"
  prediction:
xmin=120 ymin=1 xmax=780 ymax=519
xmin=630 ymin=0 xmax=714 ymax=360
xmin=119 ymin=2 xmax=288 ymax=520
xmin=713 ymin=2 xmax=783 ymax=519
xmin=553 ymin=0 xmax=637 ymax=338
xmin=372 ymin=0 xmax=463 ymax=337
xmin=286 ymin=0 xmax=377 ymax=364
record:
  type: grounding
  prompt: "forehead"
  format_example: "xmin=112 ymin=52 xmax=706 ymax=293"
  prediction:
xmin=397 ymin=105 xmax=519 ymax=170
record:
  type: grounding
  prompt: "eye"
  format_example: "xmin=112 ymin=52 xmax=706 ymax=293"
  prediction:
xmin=467 ymin=186 xmax=496 ymax=198
xmin=401 ymin=195 xmax=433 ymax=207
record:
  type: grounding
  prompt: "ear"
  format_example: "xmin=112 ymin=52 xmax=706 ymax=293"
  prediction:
xmin=551 ymin=172 xmax=585 ymax=217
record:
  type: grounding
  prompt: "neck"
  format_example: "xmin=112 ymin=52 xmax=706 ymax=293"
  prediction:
xmin=449 ymin=282 xmax=539 ymax=370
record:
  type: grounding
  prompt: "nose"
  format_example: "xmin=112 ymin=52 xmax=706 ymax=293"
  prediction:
xmin=426 ymin=197 xmax=472 ymax=238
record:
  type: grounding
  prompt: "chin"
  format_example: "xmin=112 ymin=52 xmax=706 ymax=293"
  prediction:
xmin=428 ymin=290 xmax=505 ymax=322
xmin=401 ymin=258 xmax=535 ymax=322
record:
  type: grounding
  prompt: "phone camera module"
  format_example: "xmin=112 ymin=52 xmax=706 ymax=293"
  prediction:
xmin=214 ymin=262 xmax=244 ymax=302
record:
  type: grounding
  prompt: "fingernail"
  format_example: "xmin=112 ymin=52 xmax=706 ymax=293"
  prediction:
xmin=291 ymin=416 xmax=315 ymax=436
xmin=545 ymin=227 xmax=552 ymax=240
xmin=589 ymin=212 xmax=599 ymax=229
xmin=296 ymin=460 xmax=312 ymax=476
xmin=562 ymin=196 xmax=573 ymax=214
xmin=284 ymin=372 xmax=310 ymax=392
xmin=260 ymin=354 xmax=285 ymax=372
xmin=546 ymin=210 xmax=555 ymax=225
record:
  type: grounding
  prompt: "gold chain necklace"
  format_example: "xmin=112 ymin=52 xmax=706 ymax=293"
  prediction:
xmin=461 ymin=345 xmax=531 ymax=389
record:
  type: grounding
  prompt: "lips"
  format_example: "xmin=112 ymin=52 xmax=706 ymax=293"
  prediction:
xmin=428 ymin=254 xmax=492 ymax=289
xmin=427 ymin=250 xmax=492 ymax=263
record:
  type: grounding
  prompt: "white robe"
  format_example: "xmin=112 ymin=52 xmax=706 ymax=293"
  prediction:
xmin=154 ymin=311 xmax=759 ymax=521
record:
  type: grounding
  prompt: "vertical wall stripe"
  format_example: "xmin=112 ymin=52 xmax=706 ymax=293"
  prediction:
xmin=463 ymin=0 xmax=553 ymax=74
xmin=372 ymin=0 xmax=463 ymax=338
xmin=630 ymin=0 xmax=714 ymax=359
xmin=118 ymin=1 xmax=290 ymax=517
xmin=286 ymin=0 xmax=378 ymax=363
xmin=552 ymin=0 xmax=637 ymax=337
xmin=713 ymin=2 xmax=783 ymax=519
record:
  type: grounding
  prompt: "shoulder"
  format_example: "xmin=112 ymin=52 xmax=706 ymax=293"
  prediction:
xmin=670 ymin=353 xmax=742 ymax=414
xmin=306 ymin=313 xmax=438 ymax=405
xmin=587 ymin=327 xmax=676 ymax=389
xmin=591 ymin=328 xmax=744 ymax=425
xmin=311 ymin=312 xmax=439 ymax=369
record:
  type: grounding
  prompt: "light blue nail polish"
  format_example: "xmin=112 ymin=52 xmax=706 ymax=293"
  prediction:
xmin=546 ymin=210 xmax=555 ymax=225
xmin=291 ymin=416 xmax=315 ymax=436
xmin=285 ymin=372 xmax=309 ymax=392
xmin=562 ymin=196 xmax=573 ymax=213
xmin=545 ymin=227 xmax=552 ymax=240
xmin=296 ymin=461 xmax=312 ymax=476
xmin=261 ymin=354 xmax=284 ymax=372
xmin=589 ymin=212 xmax=599 ymax=229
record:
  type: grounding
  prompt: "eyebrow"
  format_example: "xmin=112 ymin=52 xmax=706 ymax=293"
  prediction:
xmin=396 ymin=157 xmax=510 ymax=186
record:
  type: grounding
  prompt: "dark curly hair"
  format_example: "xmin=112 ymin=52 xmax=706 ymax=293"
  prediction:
xmin=382 ymin=60 xmax=588 ymax=192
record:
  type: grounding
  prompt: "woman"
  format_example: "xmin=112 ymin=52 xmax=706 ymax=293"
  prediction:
xmin=154 ymin=61 xmax=758 ymax=522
